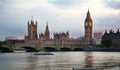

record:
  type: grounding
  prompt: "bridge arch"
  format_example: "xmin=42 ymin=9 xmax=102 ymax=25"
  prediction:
xmin=0 ymin=47 xmax=14 ymax=53
xmin=22 ymin=46 xmax=39 ymax=52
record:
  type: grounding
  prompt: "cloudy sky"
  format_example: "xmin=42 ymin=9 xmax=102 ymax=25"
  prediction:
xmin=0 ymin=0 xmax=120 ymax=40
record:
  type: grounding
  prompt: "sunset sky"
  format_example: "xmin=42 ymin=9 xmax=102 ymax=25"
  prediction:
xmin=0 ymin=0 xmax=120 ymax=40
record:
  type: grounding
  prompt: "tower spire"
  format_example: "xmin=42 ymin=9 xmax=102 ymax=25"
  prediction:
xmin=44 ymin=21 xmax=50 ymax=40
xmin=84 ymin=9 xmax=93 ymax=46
xmin=31 ymin=14 xmax=34 ymax=24
xmin=85 ymin=9 xmax=92 ymax=22
xmin=46 ymin=21 xmax=48 ymax=30
xmin=47 ymin=21 xmax=48 ymax=26
xmin=87 ymin=9 xmax=90 ymax=16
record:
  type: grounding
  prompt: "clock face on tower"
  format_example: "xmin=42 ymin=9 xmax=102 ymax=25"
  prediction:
xmin=85 ymin=22 xmax=88 ymax=27
xmin=89 ymin=22 xmax=92 ymax=27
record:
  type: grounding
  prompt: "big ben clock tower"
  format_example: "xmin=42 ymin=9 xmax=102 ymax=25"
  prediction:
xmin=84 ymin=9 xmax=93 ymax=46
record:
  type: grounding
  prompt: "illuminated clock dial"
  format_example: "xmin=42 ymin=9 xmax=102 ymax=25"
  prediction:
xmin=89 ymin=22 xmax=92 ymax=27
xmin=85 ymin=22 xmax=88 ymax=26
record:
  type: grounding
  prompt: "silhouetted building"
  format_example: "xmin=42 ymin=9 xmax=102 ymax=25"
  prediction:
xmin=84 ymin=10 xmax=93 ymax=46
xmin=102 ymin=29 xmax=120 ymax=47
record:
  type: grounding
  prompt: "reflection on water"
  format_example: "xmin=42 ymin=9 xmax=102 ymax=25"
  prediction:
xmin=25 ymin=53 xmax=38 ymax=70
xmin=84 ymin=52 xmax=93 ymax=68
xmin=0 ymin=52 xmax=120 ymax=70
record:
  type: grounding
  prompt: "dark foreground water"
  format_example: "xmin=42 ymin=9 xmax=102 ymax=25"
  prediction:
xmin=0 ymin=52 xmax=120 ymax=70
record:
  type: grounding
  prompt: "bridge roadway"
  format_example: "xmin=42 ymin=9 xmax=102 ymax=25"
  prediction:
xmin=0 ymin=46 xmax=39 ymax=53
xmin=0 ymin=43 xmax=41 ymax=53
xmin=0 ymin=43 xmax=83 ymax=53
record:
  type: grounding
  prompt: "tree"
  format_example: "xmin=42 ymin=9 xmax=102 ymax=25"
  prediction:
xmin=102 ymin=39 xmax=113 ymax=47
xmin=0 ymin=41 xmax=8 ymax=46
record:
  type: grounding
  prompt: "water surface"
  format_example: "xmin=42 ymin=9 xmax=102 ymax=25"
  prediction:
xmin=0 ymin=52 xmax=120 ymax=70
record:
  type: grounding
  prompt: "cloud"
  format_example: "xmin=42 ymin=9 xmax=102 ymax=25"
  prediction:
xmin=48 ymin=0 xmax=86 ymax=5
xmin=48 ymin=0 xmax=87 ymax=9
xmin=93 ymin=13 xmax=120 ymax=33
xmin=0 ymin=0 xmax=120 ymax=40
xmin=104 ymin=0 xmax=120 ymax=9
xmin=49 ymin=0 xmax=75 ymax=5
xmin=0 ymin=0 xmax=30 ymax=39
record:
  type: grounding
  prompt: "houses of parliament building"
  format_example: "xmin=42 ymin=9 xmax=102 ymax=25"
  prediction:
xmin=24 ymin=10 xmax=93 ymax=47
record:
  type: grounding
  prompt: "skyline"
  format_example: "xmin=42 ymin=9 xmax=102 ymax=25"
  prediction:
xmin=0 ymin=0 xmax=120 ymax=40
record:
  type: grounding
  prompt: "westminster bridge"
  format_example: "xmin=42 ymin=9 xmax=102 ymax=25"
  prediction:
xmin=1 ymin=39 xmax=120 ymax=53
xmin=0 ymin=39 xmax=84 ymax=53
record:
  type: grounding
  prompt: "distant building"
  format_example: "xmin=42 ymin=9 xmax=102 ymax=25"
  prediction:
xmin=102 ymin=29 xmax=120 ymax=47
xmin=6 ymin=36 xmax=24 ymax=41
xmin=6 ymin=36 xmax=18 ymax=41
xmin=39 ymin=22 xmax=50 ymax=41
xmin=5 ymin=36 xmax=24 ymax=46
xmin=94 ymin=32 xmax=102 ymax=45
xmin=54 ymin=32 xmax=69 ymax=40
xmin=25 ymin=19 xmax=38 ymax=41
xmin=84 ymin=9 xmax=93 ymax=46
xmin=24 ymin=9 xmax=95 ymax=47
xmin=54 ymin=32 xmax=69 ymax=46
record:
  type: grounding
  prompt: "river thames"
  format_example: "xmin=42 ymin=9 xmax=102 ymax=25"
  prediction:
xmin=0 ymin=52 xmax=120 ymax=70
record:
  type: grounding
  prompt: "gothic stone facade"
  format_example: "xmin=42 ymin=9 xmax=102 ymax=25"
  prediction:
xmin=24 ymin=10 xmax=93 ymax=47
xmin=84 ymin=10 xmax=93 ymax=46
xmin=25 ymin=20 xmax=38 ymax=40
xmin=39 ymin=22 xmax=50 ymax=41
